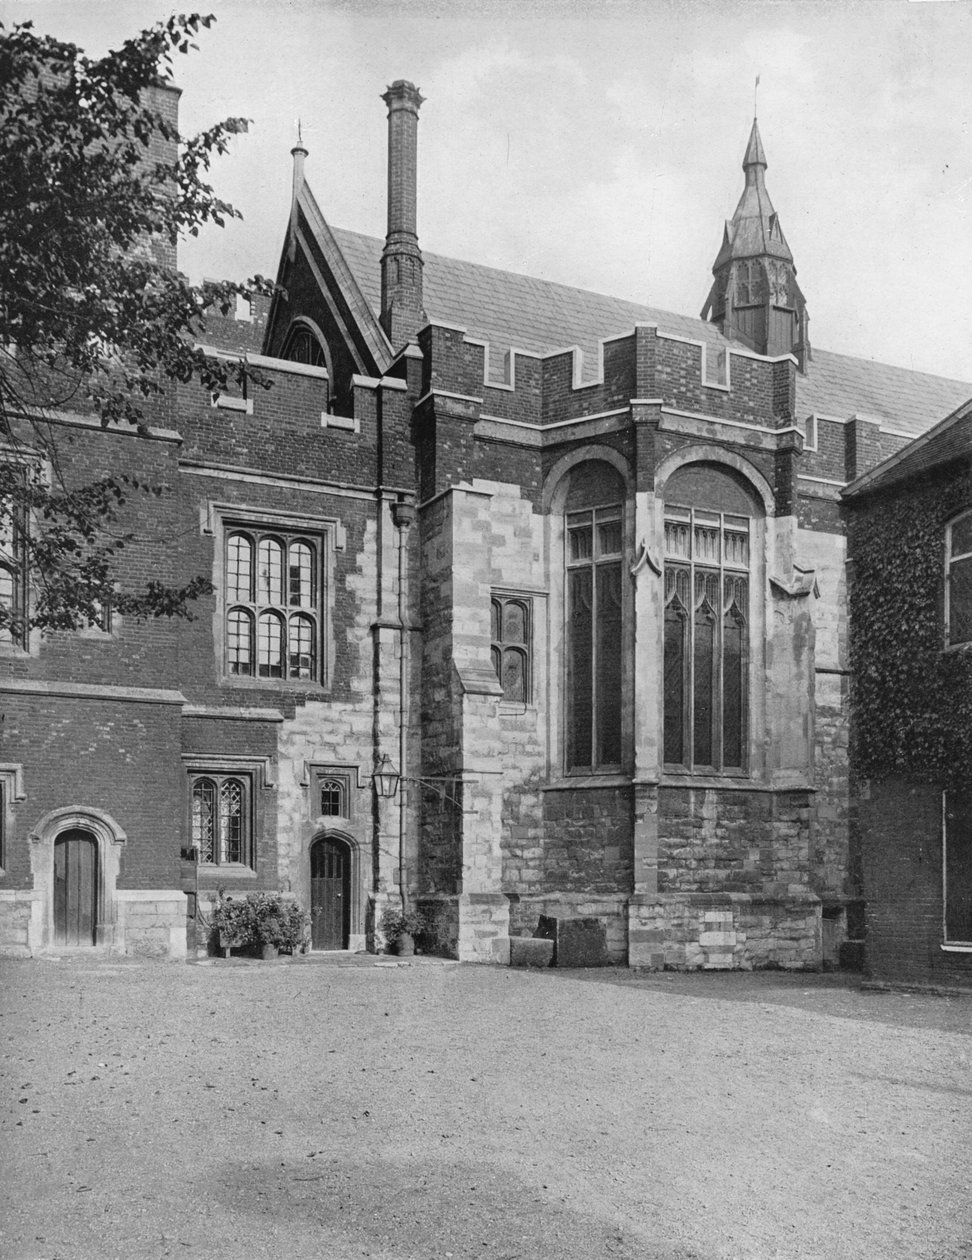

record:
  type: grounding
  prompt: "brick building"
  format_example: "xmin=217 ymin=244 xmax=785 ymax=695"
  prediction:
xmin=844 ymin=401 xmax=972 ymax=985
xmin=2 ymin=80 xmax=970 ymax=968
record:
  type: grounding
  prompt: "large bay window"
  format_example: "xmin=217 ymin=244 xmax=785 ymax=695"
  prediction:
xmin=663 ymin=463 xmax=759 ymax=774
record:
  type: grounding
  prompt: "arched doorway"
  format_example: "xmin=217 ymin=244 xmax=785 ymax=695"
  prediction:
xmin=310 ymin=835 xmax=351 ymax=950
xmin=53 ymin=828 xmax=98 ymax=946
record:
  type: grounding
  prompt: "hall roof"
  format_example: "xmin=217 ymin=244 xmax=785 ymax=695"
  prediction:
xmin=332 ymin=226 xmax=971 ymax=440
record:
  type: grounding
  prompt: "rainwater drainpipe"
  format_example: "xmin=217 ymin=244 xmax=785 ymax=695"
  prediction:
xmin=391 ymin=499 xmax=415 ymax=910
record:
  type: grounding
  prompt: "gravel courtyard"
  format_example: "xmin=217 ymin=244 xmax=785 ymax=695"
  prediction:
xmin=1 ymin=956 xmax=969 ymax=1260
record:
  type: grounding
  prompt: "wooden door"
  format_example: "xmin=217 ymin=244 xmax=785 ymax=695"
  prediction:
xmin=54 ymin=830 xmax=98 ymax=946
xmin=310 ymin=837 xmax=350 ymax=950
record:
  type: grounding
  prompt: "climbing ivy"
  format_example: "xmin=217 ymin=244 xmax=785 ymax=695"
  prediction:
xmin=848 ymin=462 xmax=972 ymax=789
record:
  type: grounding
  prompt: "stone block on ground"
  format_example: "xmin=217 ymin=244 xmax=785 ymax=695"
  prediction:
xmin=509 ymin=936 xmax=553 ymax=968
xmin=535 ymin=915 xmax=610 ymax=968
xmin=490 ymin=936 xmax=511 ymax=966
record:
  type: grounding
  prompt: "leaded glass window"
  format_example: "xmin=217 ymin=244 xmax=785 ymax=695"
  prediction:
xmin=319 ymin=778 xmax=345 ymax=817
xmin=190 ymin=773 xmax=251 ymax=866
xmin=491 ymin=596 xmax=531 ymax=703
xmin=663 ymin=465 xmax=756 ymax=774
xmin=947 ymin=511 xmax=972 ymax=648
xmin=225 ymin=529 xmax=321 ymax=681
xmin=564 ymin=462 xmax=625 ymax=771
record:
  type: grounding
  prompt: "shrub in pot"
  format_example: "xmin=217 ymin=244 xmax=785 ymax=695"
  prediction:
xmin=379 ymin=905 xmax=428 ymax=957
xmin=211 ymin=891 xmax=308 ymax=958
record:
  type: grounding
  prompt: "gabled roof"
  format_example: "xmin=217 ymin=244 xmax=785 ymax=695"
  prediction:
xmin=332 ymin=227 xmax=972 ymax=438
xmin=843 ymin=397 xmax=972 ymax=499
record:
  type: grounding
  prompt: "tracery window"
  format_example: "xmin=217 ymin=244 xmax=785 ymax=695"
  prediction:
xmin=946 ymin=510 xmax=972 ymax=648
xmin=283 ymin=325 xmax=327 ymax=369
xmin=190 ymin=773 xmax=252 ymax=866
xmin=663 ymin=463 xmax=758 ymax=774
xmin=225 ymin=529 xmax=320 ymax=681
xmin=491 ymin=596 xmax=531 ymax=703
xmin=319 ymin=777 xmax=346 ymax=817
xmin=564 ymin=463 xmax=625 ymax=772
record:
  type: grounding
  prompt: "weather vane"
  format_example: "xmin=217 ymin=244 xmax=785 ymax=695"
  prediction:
xmin=754 ymin=75 xmax=760 ymax=117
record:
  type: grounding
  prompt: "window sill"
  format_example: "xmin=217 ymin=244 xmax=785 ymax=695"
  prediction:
xmin=197 ymin=865 xmax=257 ymax=880
xmin=940 ymin=943 xmax=972 ymax=953
xmin=221 ymin=675 xmax=329 ymax=695
xmin=543 ymin=774 xmax=631 ymax=792
xmin=662 ymin=774 xmax=764 ymax=792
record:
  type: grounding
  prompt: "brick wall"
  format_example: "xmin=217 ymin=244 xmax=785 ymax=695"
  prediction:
xmin=857 ymin=778 xmax=972 ymax=986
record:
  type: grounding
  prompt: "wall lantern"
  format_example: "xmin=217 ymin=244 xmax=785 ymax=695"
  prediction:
xmin=373 ymin=754 xmax=401 ymax=799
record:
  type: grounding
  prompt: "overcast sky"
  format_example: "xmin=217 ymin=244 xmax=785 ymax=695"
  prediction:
xmin=7 ymin=0 xmax=972 ymax=382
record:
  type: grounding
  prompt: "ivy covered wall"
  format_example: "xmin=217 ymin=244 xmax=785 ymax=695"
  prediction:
xmin=847 ymin=459 xmax=972 ymax=790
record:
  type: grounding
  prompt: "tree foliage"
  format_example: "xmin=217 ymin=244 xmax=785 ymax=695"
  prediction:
xmin=848 ymin=465 xmax=972 ymax=790
xmin=0 ymin=14 xmax=271 ymax=634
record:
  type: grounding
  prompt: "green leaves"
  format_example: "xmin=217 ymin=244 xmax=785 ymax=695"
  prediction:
xmin=0 ymin=15 xmax=274 ymax=633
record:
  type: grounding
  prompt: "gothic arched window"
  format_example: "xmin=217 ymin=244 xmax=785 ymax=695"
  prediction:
xmin=564 ymin=462 xmax=625 ymax=772
xmin=663 ymin=463 xmax=760 ymax=773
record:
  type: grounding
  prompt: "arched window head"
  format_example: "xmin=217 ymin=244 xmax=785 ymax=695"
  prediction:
xmin=283 ymin=325 xmax=327 ymax=369
xmin=491 ymin=596 xmax=530 ymax=703
xmin=564 ymin=461 xmax=625 ymax=772
xmin=663 ymin=462 xmax=762 ymax=774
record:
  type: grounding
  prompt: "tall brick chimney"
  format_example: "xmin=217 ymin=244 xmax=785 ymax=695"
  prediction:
xmin=380 ymin=80 xmax=426 ymax=349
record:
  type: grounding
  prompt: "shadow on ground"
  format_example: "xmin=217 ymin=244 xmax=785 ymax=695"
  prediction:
xmin=210 ymin=1154 xmax=709 ymax=1260
xmin=536 ymin=967 xmax=972 ymax=1035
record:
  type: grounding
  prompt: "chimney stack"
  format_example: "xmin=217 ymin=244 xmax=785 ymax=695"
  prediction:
xmin=380 ymin=80 xmax=426 ymax=349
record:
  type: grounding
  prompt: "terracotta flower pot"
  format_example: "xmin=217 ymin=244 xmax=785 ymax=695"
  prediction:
xmin=260 ymin=942 xmax=279 ymax=960
xmin=396 ymin=932 xmax=415 ymax=958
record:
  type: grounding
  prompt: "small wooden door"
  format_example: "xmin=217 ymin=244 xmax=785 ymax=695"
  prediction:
xmin=310 ymin=837 xmax=350 ymax=950
xmin=54 ymin=829 xmax=98 ymax=946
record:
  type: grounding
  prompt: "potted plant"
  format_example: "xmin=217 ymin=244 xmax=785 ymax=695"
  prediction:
xmin=210 ymin=891 xmax=308 ymax=959
xmin=379 ymin=905 xmax=428 ymax=957
xmin=210 ymin=892 xmax=250 ymax=957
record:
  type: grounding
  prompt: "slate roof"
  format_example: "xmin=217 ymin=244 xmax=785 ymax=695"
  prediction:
xmin=844 ymin=398 xmax=972 ymax=499
xmin=332 ymin=226 xmax=972 ymax=440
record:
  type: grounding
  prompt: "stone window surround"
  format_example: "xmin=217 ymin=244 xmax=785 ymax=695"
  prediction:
xmin=182 ymin=754 xmax=274 ymax=876
xmin=490 ymin=591 xmax=533 ymax=706
xmin=204 ymin=502 xmax=342 ymax=693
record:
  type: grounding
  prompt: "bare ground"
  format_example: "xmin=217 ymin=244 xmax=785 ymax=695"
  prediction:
xmin=1 ymin=955 xmax=970 ymax=1260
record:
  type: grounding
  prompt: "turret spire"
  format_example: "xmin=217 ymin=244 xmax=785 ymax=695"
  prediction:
xmin=701 ymin=117 xmax=810 ymax=370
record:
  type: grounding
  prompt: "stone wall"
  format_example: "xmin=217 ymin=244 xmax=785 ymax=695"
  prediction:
xmin=629 ymin=892 xmax=820 ymax=970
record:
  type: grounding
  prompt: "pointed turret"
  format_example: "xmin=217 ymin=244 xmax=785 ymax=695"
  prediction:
xmin=702 ymin=119 xmax=810 ymax=370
